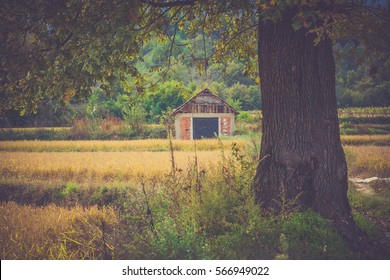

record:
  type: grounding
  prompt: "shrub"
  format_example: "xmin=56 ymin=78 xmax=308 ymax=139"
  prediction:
xmin=70 ymin=118 xmax=91 ymax=139
xmin=237 ymin=111 xmax=252 ymax=123
xmin=353 ymin=212 xmax=380 ymax=238
xmin=280 ymin=210 xmax=347 ymax=259
xmin=144 ymin=125 xmax=167 ymax=139
xmin=152 ymin=215 xmax=209 ymax=259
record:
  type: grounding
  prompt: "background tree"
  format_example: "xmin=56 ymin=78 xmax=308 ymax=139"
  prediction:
xmin=335 ymin=42 xmax=390 ymax=107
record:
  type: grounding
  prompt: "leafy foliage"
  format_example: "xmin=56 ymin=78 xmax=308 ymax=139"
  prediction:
xmin=335 ymin=42 xmax=390 ymax=107
xmin=1 ymin=0 xmax=146 ymax=112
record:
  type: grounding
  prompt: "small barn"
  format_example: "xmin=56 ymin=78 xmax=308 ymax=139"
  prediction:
xmin=172 ymin=88 xmax=239 ymax=140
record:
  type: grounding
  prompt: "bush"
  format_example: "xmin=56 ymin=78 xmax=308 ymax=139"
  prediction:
xmin=152 ymin=215 xmax=209 ymax=259
xmin=236 ymin=111 xmax=252 ymax=123
xmin=281 ymin=210 xmax=347 ymax=259
xmin=144 ymin=125 xmax=167 ymax=139
xmin=69 ymin=118 xmax=91 ymax=139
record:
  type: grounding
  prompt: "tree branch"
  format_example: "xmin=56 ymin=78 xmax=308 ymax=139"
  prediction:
xmin=141 ymin=0 xmax=195 ymax=8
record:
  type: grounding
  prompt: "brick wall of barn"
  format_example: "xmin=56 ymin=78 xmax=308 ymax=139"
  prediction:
xmin=220 ymin=116 xmax=231 ymax=136
xmin=180 ymin=116 xmax=191 ymax=140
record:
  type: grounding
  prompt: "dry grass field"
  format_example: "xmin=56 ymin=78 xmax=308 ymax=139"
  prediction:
xmin=341 ymin=135 xmax=390 ymax=146
xmin=344 ymin=145 xmax=390 ymax=177
xmin=1 ymin=135 xmax=389 ymax=260
xmin=0 ymin=150 xmax=223 ymax=184
xmin=0 ymin=138 xmax=388 ymax=187
xmin=0 ymin=202 xmax=118 ymax=259
xmin=0 ymin=139 xmax=250 ymax=152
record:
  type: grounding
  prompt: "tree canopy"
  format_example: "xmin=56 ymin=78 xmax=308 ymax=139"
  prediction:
xmin=1 ymin=0 xmax=147 ymax=113
xmin=1 ymin=0 xmax=389 ymax=114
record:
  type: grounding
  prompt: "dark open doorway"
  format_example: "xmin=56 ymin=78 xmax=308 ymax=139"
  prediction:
xmin=193 ymin=117 xmax=218 ymax=139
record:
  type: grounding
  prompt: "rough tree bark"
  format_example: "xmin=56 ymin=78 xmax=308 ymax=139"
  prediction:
xmin=254 ymin=9 xmax=361 ymax=244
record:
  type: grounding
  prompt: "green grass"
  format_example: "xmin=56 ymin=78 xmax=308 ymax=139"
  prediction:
xmin=348 ymin=182 xmax=390 ymax=219
xmin=352 ymin=212 xmax=381 ymax=238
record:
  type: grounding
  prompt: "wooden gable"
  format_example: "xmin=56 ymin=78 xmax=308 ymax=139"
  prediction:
xmin=172 ymin=88 xmax=239 ymax=115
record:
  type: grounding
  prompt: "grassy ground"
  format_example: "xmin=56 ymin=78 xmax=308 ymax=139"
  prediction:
xmin=0 ymin=139 xmax=250 ymax=152
xmin=1 ymin=107 xmax=389 ymax=259
xmin=0 ymin=137 xmax=389 ymax=259
xmin=0 ymin=150 xmax=222 ymax=183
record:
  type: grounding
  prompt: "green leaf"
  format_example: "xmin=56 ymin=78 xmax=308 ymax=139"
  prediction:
xmin=292 ymin=20 xmax=302 ymax=31
xmin=19 ymin=108 xmax=26 ymax=117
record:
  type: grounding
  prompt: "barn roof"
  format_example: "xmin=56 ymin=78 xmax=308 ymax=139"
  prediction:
xmin=172 ymin=88 xmax=239 ymax=115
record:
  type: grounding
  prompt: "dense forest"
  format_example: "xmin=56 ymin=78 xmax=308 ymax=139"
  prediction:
xmin=1 ymin=32 xmax=389 ymax=128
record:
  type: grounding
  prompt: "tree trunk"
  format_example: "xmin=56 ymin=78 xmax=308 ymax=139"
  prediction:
xmin=254 ymin=9 xmax=360 ymax=244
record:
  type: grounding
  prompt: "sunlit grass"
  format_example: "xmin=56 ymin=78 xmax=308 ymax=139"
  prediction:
xmin=0 ymin=140 xmax=388 ymax=185
xmin=0 ymin=202 xmax=118 ymax=259
xmin=341 ymin=135 xmax=390 ymax=146
xmin=338 ymin=107 xmax=390 ymax=118
xmin=1 ymin=127 xmax=71 ymax=131
xmin=344 ymin=145 xmax=390 ymax=177
xmin=0 ymin=139 xmax=250 ymax=152
xmin=0 ymin=135 xmax=389 ymax=154
xmin=0 ymin=150 xmax=224 ymax=184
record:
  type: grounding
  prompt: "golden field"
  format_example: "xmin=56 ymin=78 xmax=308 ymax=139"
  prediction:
xmin=0 ymin=150 xmax=223 ymax=184
xmin=0 ymin=139 xmax=249 ymax=152
xmin=0 ymin=135 xmax=388 ymax=153
xmin=0 ymin=139 xmax=388 ymax=187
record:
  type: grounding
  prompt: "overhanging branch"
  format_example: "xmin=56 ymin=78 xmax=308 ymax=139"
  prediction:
xmin=141 ymin=0 xmax=195 ymax=8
